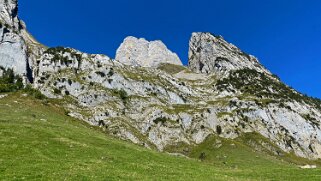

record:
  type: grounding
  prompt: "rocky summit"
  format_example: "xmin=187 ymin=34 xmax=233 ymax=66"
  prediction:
xmin=2 ymin=0 xmax=321 ymax=160
xmin=0 ymin=0 xmax=27 ymax=76
xmin=116 ymin=36 xmax=182 ymax=67
xmin=0 ymin=0 xmax=43 ymax=82
xmin=188 ymin=32 xmax=270 ymax=75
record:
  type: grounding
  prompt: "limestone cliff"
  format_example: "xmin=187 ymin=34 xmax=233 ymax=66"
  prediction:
xmin=116 ymin=36 xmax=182 ymax=67
xmin=2 ymin=0 xmax=321 ymax=160
xmin=0 ymin=0 xmax=43 ymax=82
xmin=188 ymin=32 xmax=270 ymax=76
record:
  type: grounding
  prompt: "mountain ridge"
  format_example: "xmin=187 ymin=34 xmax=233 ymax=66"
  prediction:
xmin=1 ymin=0 xmax=321 ymax=160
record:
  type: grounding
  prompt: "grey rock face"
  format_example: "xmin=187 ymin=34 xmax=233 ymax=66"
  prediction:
xmin=0 ymin=0 xmax=20 ymax=29
xmin=116 ymin=36 xmax=182 ymax=67
xmin=3 ymin=0 xmax=321 ymax=160
xmin=188 ymin=32 xmax=270 ymax=75
xmin=34 ymin=45 xmax=321 ymax=159
xmin=0 ymin=0 xmax=40 ymax=81
xmin=0 ymin=24 xmax=28 ymax=75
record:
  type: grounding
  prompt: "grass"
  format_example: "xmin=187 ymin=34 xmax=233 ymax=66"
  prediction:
xmin=166 ymin=134 xmax=321 ymax=180
xmin=1 ymin=92 xmax=321 ymax=180
xmin=217 ymin=111 xmax=234 ymax=118
xmin=157 ymin=63 xmax=187 ymax=74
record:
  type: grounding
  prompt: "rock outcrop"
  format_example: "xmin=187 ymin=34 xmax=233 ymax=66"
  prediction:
xmin=116 ymin=36 xmax=182 ymax=67
xmin=3 ymin=0 xmax=321 ymax=160
xmin=0 ymin=23 xmax=27 ymax=76
xmin=32 ymin=43 xmax=321 ymax=159
xmin=0 ymin=0 xmax=20 ymax=28
xmin=188 ymin=32 xmax=270 ymax=75
xmin=0 ymin=0 xmax=28 ymax=77
xmin=0 ymin=0 xmax=42 ymax=82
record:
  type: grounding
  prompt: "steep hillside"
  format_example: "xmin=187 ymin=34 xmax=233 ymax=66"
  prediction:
xmin=29 ymin=39 xmax=321 ymax=160
xmin=1 ymin=92 xmax=321 ymax=180
xmin=1 ymin=0 xmax=321 ymax=165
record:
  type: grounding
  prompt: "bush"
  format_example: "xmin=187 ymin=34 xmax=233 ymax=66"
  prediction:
xmin=216 ymin=68 xmax=321 ymax=110
xmin=199 ymin=152 xmax=206 ymax=161
xmin=108 ymin=68 xmax=114 ymax=77
xmin=96 ymin=71 xmax=106 ymax=77
xmin=54 ymin=88 xmax=61 ymax=94
xmin=44 ymin=47 xmax=82 ymax=65
xmin=216 ymin=125 xmax=222 ymax=135
xmin=153 ymin=117 xmax=167 ymax=125
xmin=23 ymin=85 xmax=46 ymax=100
xmin=68 ymin=79 xmax=72 ymax=85
xmin=0 ymin=67 xmax=24 ymax=93
xmin=111 ymin=89 xmax=128 ymax=104
xmin=119 ymin=89 xmax=128 ymax=101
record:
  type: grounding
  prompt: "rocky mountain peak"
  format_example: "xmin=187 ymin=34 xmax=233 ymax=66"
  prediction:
xmin=0 ymin=0 xmax=29 ymax=78
xmin=115 ymin=36 xmax=182 ymax=67
xmin=0 ymin=0 xmax=20 ymax=29
xmin=188 ymin=32 xmax=270 ymax=75
xmin=2 ymin=2 xmax=321 ymax=161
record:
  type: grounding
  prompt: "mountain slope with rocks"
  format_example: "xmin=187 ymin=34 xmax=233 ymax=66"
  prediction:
xmin=1 ymin=0 xmax=321 ymax=161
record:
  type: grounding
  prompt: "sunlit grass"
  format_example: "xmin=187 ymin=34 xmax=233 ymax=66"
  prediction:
xmin=0 ymin=92 xmax=321 ymax=180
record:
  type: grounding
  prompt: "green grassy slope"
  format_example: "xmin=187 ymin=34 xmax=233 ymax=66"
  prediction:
xmin=0 ymin=92 xmax=321 ymax=180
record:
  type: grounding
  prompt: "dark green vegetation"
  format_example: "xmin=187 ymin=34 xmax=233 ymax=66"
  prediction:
xmin=23 ymin=85 xmax=46 ymax=100
xmin=0 ymin=67 xmax=23 ymax=92
xmin=0 ymin=67 xmax=45 ymax=99
xmin=112 ymin=88 xmax=128 ymax=103
xmin=216 ymin=68 xmax=321 ymax=110
xmin=153 ymin=117 xmax=168 ymax=125
xmin=1 ymin=92 xmax=321 ymax=180
xmin=44 ymin=47 xmax=82 ymax=65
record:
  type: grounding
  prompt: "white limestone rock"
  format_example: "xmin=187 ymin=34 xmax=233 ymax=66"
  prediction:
xmin=0 ymin=0 xmax=20 ymax=29
xmin=2 ymin=1 xmax=321 ymax=161
xmin=299 ymin=165 xmax=317 ymax=169
xmin=0 ymin=26 xmax=28 ymax=75
xmin=0 ymin=0 xmax=36 ymax=80
xmin=116 ymin=36 xmax=182 ymax=67
xmin=20 ymin=30 xmax=321 ymax=160
xmin=188 ymin=32 xmax=270 ymax=75
xmin=0 ymin=94 xmax=7 ymax=99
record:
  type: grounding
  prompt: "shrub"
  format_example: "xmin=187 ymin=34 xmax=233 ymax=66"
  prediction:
xmin=216 ymin=68 xmax=321 ymax=110
xmin=68 ymin=79 xmax=72 ymax=85
xmin=199 ymin=152 xmax=206 ymax=161
xmin=0 ymin=67 xmax=24 ymax=93
xmin=111 ymin=89 xmax=128 ymax=104
xmin=153 ymin=117 xmax=167 ymax=125
xmin=108 ymin=68 xmax=114 ymax=77
xmin=23 ymin=85 xmax=46 ymax=100
xmin=64 ymin=109 xmax=71 ymax=116
xmin=44 ymin=47 xmax=81 ymax=66
xmin=96 ymin=71 xmax=106 ymax=77
xmin=119 ymin=89 xmax=128 ymax=101
xmin=216 ymin=125 xmax=222 ymax=135
xmin=54 ymin=88 xmax=61 ymax=94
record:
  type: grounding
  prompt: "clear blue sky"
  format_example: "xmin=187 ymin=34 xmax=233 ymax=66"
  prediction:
xmin=20 ymin=0 xmax=321 ymax=98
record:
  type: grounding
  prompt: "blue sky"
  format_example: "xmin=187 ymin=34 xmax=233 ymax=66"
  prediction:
xmin=20 ymin=0 xmax=321 ymax=98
